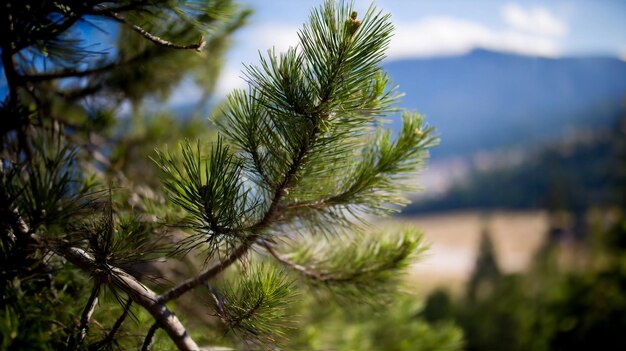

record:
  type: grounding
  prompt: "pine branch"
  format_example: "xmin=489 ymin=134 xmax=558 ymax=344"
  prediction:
xmin=141 ymin=322 xmax=160 ymax=351
xmin=108 ymin=12 xmax=206 ymax=51
xmin=266 ymin=228 xmax=426 ymax=301
xmin=90 ymin=298 xmax=132 ymax=350
xmin=54 ymin=245 xmax=199 ymax=351
xmin=21 ymin=62 xmax=116 ymax=82
xmin=157 ymin=114 xmax=324 ymax=302
xmin=263 ymin=241 xmax=328 ymax=281
xmin=158 ymin=241 xmax=251 ymax=303
xmin=158 ymin=2 xmax=407 ymax=305
xmin=76 ymin=283 xmax=101 ymax=346
xmin=213 ymin=264 xmax=297 ymax=345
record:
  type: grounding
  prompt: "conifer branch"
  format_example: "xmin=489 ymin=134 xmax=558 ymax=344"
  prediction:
xmin=54 ymin=245 xmax=199 ymax=351
xmin=158 ymin=241 xmax=252 ymax=303
xmin=141 ymin=322 xmax=160 ymax=351
xmin=21 ymin=63 xmax=116 ymax=82
xmin=77 ymin=283 xmax=101 ymax=345
xmin=158 ymin=119 xmax=323 ymax=302
xmin=91 ymin=298 xmax=132 ymax=349
xmin=108 ymin=12 xmax=206 ymax=51
xmin=263 ymin=241 xmax=328 ymax=281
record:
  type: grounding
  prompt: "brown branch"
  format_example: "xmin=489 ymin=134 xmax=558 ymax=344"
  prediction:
xmin=263 ymin=241 xmax=330 ymax=281
xmin=21 ymin=62 xmax=116 ymax=82
xmin=91 ymin=298 xmax=132 ymax=350
xmin=54 ymin=245 xmax=199 ymax=351
xmin=158 ymin=242 xmax=252 ymax=303
xmin=141 ymin=322 xmax=160 ymax=351
xmin=77 ymin=283 xmax=101 ymax=345
xmin=108 ymin=12 xmax=205 ymax=52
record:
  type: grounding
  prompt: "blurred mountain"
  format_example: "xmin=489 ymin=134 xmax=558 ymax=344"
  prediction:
xmin=403 ymin=114 xmax=625 ymax=215
xmin=384 ymin=49 xmax=626 ymax=159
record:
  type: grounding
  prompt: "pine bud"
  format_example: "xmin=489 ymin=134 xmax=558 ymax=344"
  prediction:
xmin=345 ymin=11 xmax=361 ymax=36
xmin=414 ymin=128 xmax=423 ymax=137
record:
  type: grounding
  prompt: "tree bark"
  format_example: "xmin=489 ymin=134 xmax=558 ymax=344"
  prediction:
xmin=55 ymin=246 xmax=200 ymax=351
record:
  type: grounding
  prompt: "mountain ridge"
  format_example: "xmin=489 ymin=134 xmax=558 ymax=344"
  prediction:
xmin=383 ymin=49 xmax=626 ymax=159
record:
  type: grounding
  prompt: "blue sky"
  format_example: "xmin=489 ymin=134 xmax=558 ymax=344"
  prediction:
xmin=168 ymin=0 xmax=624 ymax=103
xmin=2 ymin=1 xmax=624 ymax=104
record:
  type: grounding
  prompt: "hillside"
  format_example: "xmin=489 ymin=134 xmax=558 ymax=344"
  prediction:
xmin=384 ymin=49 xmax=626 ymax=159
xmin=403 ymin=114 xmax=625 ymax=215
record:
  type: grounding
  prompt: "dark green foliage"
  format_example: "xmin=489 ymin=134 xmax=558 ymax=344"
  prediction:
xmin=466 ymin=225 xmax=501 ymax=301
xmin=154 ymin=139 xmax=256 ymax=255
xmin=287 ymin=293 xmax=464 ymax=351
xmin=213 ymin=264 xmax=297 ymax=346
xmin=425 ymin=210 xmax=626 ymax=351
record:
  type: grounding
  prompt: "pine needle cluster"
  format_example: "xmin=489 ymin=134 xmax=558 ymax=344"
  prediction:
xmin=1 ymin=1 xmax=438 ymax=349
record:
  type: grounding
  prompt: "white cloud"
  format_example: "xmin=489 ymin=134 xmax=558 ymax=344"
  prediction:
xmin=215 ymin=66 xmax=247 ymax=97
xmin=389 ymin=17 xmax=561 ymax=59
xmin=214 ymin=24 xmax=300 ymax=98
xmin=502 ymin=3 xmax=568 ymax=37
xmin=253 ymin=24 xmax=300 ymax=55
xmin=213 ymin=4 xmax=570 ymax=96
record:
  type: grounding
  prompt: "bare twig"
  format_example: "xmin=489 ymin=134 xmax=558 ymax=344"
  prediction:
xmin=158 ymin=242 xmax=252 ymax=303
xmin=263 ymin=241 xmax=329 ymax=281
xmin=77 ymin=283 xmax=101 ymax=345
xmin=108 ymin=12 xmax=206 ymax=51
xmin=91 ymin=298 xmax=132 ymax=350
xmin=141 ymin=322 xmax=160 ymax=351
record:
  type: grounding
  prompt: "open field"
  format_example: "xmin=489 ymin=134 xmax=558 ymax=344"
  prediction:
xmin=379 ymin=211 xmax=549 ymax=294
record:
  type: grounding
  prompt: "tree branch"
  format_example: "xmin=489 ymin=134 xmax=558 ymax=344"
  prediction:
xmin=54 ymin=245 xmax=199 ymax=351
xmin=263 ymin=241 xmax=330 ymax=281
xmin=158 ymin=241 xmax=252 ymax=303
xmin=77 ymin=283 xmax=101 ymax=345
xmin=91 ymin=298 xmax=132 ymax=350
xmin=21 ymin=62 xmax=116 ymax=82
xmin=141 ymin=322 xmax=160 ymax=351
xmin=108 ymin=12 xmax=206 ymax=52
xmin=159 ymin=92 xmax=325 ymax=303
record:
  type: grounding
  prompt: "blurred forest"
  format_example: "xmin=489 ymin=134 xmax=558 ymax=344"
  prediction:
xmin=417 ymin=112 xmax=626 ymax=350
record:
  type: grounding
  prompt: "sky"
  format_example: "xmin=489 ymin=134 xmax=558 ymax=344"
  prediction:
xmin=165 ymin=0 xmax=626 ymax=104
xmin=1 ymin=1 xmax=624 ymax=104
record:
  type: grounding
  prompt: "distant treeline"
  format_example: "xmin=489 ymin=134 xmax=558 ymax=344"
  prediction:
xmin=403 ymin=112 xmax=625 ymax=215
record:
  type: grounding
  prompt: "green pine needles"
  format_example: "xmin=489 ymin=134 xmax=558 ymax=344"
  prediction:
xmin=1 ymin=1 xmax=438 ymax=350
xmin=152 ymin=0 xmax=437 ymax=346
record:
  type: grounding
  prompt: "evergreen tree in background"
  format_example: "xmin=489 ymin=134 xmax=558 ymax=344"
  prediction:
xmin=1 ymin=1 xmax=443 ymax=350
xmin=466 ymin=218 xmax=501 ymax=302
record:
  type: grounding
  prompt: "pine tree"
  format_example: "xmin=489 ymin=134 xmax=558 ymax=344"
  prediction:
xmin=466 ymin=217 xmax=501 ymax=302
xmin=1 ymin=1 xmax=438 ymax=350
